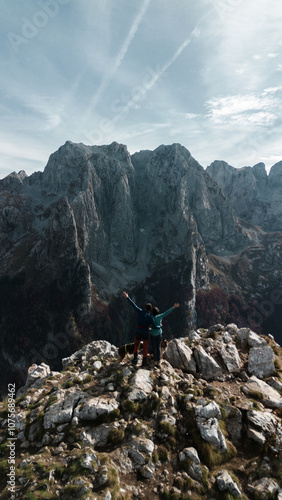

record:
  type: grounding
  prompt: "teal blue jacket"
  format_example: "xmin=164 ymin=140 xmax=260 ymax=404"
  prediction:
xmin=150 ymin=307 xmax=174 ymax=336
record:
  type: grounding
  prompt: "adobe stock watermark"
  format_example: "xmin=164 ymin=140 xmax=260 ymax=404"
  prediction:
xmin=8 ymin=0 xmax=71 ymax=54
xmin=6 ymin=383 xmax=17 ymax=499
xmin=84 ymin=63 xmax=166 ymax=145
xmin=248 ymin=288 xmax=282 ymax=330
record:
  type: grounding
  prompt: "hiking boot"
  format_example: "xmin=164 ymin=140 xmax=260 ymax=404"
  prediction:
xmin=141 ymin=357 xmax=148 ymax=368
xmin=132 ymin=353 xmax=138 ymax=366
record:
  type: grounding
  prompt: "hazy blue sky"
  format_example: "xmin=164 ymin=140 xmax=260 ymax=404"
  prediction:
xmin=1 ymin=0 xmax=282 ymax=178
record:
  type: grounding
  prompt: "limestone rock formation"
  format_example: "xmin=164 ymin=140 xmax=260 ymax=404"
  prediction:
xmin=1 ymin=323 xmax=281 ymax=499
xmin=206 ymin=160 xmax=282 ymax=232
xmin=1 ymin=141 xmax=282 ymax=396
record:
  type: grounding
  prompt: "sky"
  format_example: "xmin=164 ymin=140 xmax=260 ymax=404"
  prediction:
xmin=1 ymin=0 xmax=282 ymax=179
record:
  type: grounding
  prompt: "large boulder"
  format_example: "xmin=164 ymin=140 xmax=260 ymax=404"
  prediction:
xmin=127 ymin=369 xmax=153 ymax=401
xmin=223 ymin=405 xmax=243 ymax=445
xmin=217 ymin=470 xmax=242 ymax=498
xmin=196 ymin=417 xmax=227 ymax=452
xmin=74 ymin=396 xmax=119 ymax=421
xmin=163 ymin=339 xmax=196 ymax=373
xmin=179 ymin=447 xmax=202 ymax=481
xmin=194 ymin=344 xmax=222 ymax=380
xmin=16 ymin=363 xmax=52 ymax=397
xmin=43 ymin=389 xmax=85 ymax=429
xmin=62 ymin=340 xmax=118 ymax=368
xmin=194 ymin=401 xmax=222 ymax=420
xmin=247 ymin=409 xmax=282 ymax=448
xmin=128 ymin=437 xmax=155 ymax=468
xmin=248 ymin=345 xmax=275 ymax=378
xmin=242 ymin=376 xmax=282 ymax=409
xmin=217 ymin=343 xmax=241 ymax=373
xmin=247 ymin=478 xmax=280 ymax=499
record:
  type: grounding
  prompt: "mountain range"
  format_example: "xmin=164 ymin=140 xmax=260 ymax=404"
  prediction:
xmin=0 ymin=141 xmax=282 ymax=394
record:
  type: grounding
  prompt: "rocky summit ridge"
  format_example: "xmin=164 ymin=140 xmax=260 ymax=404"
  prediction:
xmin=0 ymin=323 xmax=282 ymax=499
xmin=1 ymin=141 xmax=282 ymax=396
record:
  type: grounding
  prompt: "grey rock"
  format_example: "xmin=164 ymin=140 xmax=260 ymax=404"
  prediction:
xmin=222 ymin=332 xmax=233 ymax=343
xmin=247 ymin=409 xmax=282 ymax=449
xmin=43 ymin=389 xmax=85 ymax=429
xmin=248 ymin=331 xmax=267 ymax=347
xmin=236 ymin=328 xmax=250 ymax=347
xmin=194 ymin=401 xmax=222 ymax=420
xmin=247 ymin=409 xmax=280 ymax=432
xmin=128 ymin=437 xmax=154 ymax=469
xmin=179 ymin=447 xmax=202 ymax=481
xmin=188 ymin=330 xmax=201 ymax=341
xmin=207 ymin=159 xmax=282 ymax=232
xmin=26 ymin=363 xmax=51 ymax=386
xmin=80 ymin=449 xmax=100 ymax=472
xmin=217 ymin=342 xmax=241 ymax=373
xmin=81 ymin=422 xmax=120 ymax=448
xmin=248 ymin=345 xmax=275 ymax=378
xmin=160 ymin=386 xmax=172 ymax=401
xmin=223 ymin=405 xmax=243 ymax=445
xmin=97 ymin=465 xmax=110 ymax=486
xmin=16 ymin=363 xmax=52 ymax=398
xmin=74 ymin=396 xmax=119 ymax=421
xmin=196 ymin=417 xmax=227 ymax=452
xmin=217 ymin=470 xmax=241 ymax=497
xmin=225 ymin=323 xmax=239 ymax=335
xmin=140 ymin=462 xmax=155 ymax=479
xmin=267 ymin=376 xmax=282 ymax=392
xmin=110 ymin=447 xmax=134 ymax=474
xmin=127 ymin=369 xmax=153 ymax=401
xmin=247 ymin=427 xmax=266 ymax=445
xmin=208 ymin=324 xmax=225 ymax=335
xmin=62 ymin=340 xmax=118 ymax=369
xmin=247 ymin=477 xmax=280 ymax=498
xmin=194 ymin=345 xmax=222 ymax=380
xmin=163 ymin=339 xmax=196 ymax=373
xmin=242 ymin=376 xmax=282 ymax=409
xmin=103 ymin=489 xmax=112 ymax=500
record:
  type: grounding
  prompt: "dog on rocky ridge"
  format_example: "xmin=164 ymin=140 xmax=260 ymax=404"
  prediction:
xmin=118 ymin=339 xmax=168 ymax=361
xmin=118 ymin=342 xmax=136 ymax=360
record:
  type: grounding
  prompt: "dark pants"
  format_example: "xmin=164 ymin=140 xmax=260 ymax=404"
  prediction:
xmin=134 ymin=331 xmax=149 ymax=357
xmin=150 ymin=335 xmax=162 ymax=361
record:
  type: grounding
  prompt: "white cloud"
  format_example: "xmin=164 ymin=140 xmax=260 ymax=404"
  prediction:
xmin=206 ymin=91 xmax=281 ymax=126
xmin=1 ymin=0 xmax=282 ymax=177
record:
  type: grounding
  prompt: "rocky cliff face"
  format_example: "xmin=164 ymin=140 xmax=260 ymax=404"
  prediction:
xmin=206 ymin=160 xmax=282 ymax=232
xmin=0 ymin=324 xmax=281 ymax=499
xmin=1 ymin=141 xmax=282 ymax=395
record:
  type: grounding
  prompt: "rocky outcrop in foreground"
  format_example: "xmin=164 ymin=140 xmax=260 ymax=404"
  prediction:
xmin=1 ymin=323 xmax=282 ymax=499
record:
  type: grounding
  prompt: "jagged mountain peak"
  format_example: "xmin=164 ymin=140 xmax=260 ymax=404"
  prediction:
xmin=42 ymin=141 xmax=134 ymax=196
xmin=269 ymin=160 xmax=282 ymax=184
xmin=252 ymin=162 xmax=267 ymax=181
xmin=0 ymin=169 xmax=28 ymax=191
xmin=207 ymin=156 xmax=282 ymax=232
xmin=147 ymin=143 xmax=201 ymax=171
